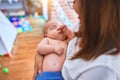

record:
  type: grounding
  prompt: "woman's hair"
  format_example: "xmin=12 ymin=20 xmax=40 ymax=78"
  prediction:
xmin=72 ymin=0 xmax=120 ymax=60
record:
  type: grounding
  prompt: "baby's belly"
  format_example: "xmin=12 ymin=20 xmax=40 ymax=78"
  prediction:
xmin=43 ymin=53 xmax=65 ymax=72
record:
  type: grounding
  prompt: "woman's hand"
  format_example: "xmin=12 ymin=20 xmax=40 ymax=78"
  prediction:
xmin=33 ymin=52 xmax=43 ymax=80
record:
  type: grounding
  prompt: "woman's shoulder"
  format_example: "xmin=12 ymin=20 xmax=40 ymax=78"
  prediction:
xmin=64 ymin=53 xmax=120 ymax=72
xmin=87 ymin=55 xmax=120 ymax=79
xmin=88 ymin=54 xmax=120 ymax=68
xmin=63 ymin=55 xmax=120 ymax=80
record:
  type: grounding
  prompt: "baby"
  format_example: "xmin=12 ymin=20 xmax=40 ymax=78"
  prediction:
xmin=33 ymin=20 xmax=74 ymax=80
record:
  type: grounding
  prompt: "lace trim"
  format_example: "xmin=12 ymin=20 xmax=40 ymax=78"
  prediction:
xmin=105 ymin=48 xmax=117 ymax=54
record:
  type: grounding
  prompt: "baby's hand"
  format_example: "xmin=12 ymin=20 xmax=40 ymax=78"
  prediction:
xmin=55 ymin=46 xmax=64 ymax=55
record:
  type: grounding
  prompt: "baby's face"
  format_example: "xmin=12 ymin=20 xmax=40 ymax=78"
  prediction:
xmin=46 ymin=21 xmax=67 ymax=40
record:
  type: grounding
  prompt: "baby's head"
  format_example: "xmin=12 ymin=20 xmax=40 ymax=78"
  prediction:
xmin=43 ymin=20 xmax=67 ymax=40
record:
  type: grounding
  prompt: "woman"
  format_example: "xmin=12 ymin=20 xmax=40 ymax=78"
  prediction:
xmin=62 ymin=0 xmax=120 ymax=80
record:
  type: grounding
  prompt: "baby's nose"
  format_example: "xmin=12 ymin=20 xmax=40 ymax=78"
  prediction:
xmin=57 ymin=25 xmax=63 ymax=30
xmin=57 ymin=27 xmax=62 ymax=31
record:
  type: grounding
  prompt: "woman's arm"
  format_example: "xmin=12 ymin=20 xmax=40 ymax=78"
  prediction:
xmin=33 ymin=52 xmax=43 ymax=80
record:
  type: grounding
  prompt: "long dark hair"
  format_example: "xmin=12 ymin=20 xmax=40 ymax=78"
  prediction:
xmin=72 ymin=0 xmax=120 ymax=60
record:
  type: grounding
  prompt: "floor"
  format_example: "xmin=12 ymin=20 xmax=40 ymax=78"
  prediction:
xmin=0 ymin=18 xmax=43 ymax=80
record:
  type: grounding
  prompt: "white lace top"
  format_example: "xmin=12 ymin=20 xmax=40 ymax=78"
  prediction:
xmin=62 ymin=37 xmax=120 ymax=80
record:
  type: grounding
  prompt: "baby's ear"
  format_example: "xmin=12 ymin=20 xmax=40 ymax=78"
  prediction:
xmin=43 ymin=34 xmax=47 ymax=38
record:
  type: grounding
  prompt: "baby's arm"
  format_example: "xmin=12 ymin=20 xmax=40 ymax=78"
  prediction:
xmin=65 ymin=27 xmax=75 ymax=41
xmin=37 ymin=38 xmax=64 ymax=55
xmin=37 ymin=38 xmax=56 ymax=55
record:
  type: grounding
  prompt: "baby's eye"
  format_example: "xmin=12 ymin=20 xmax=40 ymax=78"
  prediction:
xmin=50 ymin=25 xmax=57 ymax=30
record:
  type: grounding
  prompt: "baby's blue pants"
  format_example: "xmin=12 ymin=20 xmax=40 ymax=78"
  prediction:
xmin=36 ymin=71 xmax=64 ymax=80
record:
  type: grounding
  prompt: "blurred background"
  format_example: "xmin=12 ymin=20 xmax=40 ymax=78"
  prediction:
xmin=0 ymin=0 xmax=79 ymax=80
